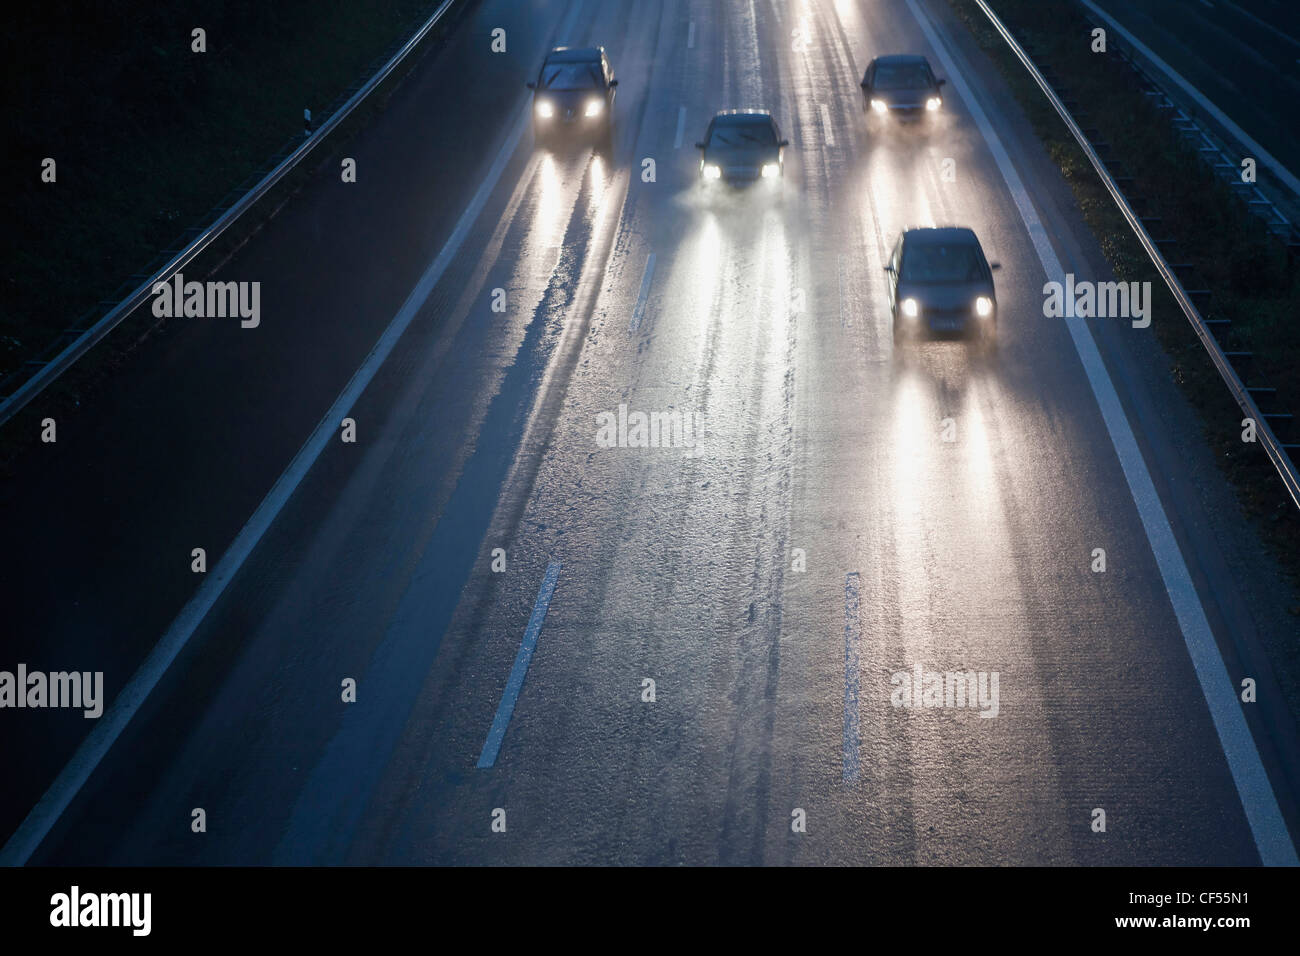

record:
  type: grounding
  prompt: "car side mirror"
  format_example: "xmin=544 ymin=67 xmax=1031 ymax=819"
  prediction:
xmin=526 ymin=81 xmax=536 ymax=89
xmin=884 ymin=264 xmax=894 ymax=273
xmin=938 ymin=78 xmax=947 ymax=86
xmin=989 ymin=262 xmax=1001 ymax=270
xmin=694 ymin=142 xmax=705 ymax=149
xmin=609 ymin=79 xmax=618 ymax=87
xmin=779 ymin=139 xmax=790 ymax=147
xmin=860 ymin=80 xmax=869 ymax=89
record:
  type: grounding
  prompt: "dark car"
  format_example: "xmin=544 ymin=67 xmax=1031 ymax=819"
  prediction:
xmin=861 ymin=54 xmax=946 ymax=122
xmin=527 ymin=47 xmax=618 ymax=148
xmin=694 ymin=110 xmax=789 ymax=185
xmin=885 ymin=227 xmax=1000 ymax=342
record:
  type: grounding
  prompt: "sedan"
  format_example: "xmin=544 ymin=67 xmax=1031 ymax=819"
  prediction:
xmin=695 ymin=110 xmax=789 ymax=185
xmin=527 ymin=46 xmax=618 ymax=149
xmin=885 ymin=227 xmax=1000 ymax=342
xmin=861 ymin=54 xmax=946 ymax=122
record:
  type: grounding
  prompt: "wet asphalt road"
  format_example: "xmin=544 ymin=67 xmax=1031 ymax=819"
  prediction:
xmin=3 ymin=0 xmax=1298 ymax=865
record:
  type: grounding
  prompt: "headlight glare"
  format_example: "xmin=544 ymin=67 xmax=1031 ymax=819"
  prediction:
xmin=901 ymin=298 xmax=919 ymax=318
xmin=702 ymin=163 xmax=722 ymax=180
xmin=761 ymin=163 xmax=780 ymax=179
xmin=535 ymin=100 xmax=554 ymax=119
xmin=926 ymin=97 xmax=941 ymax=111
xmin=584 ymin=99 xmax=604 ymax=117
xmin=975 ymin=296 xmax=993 ymax=317
xmin=871 ymin=99 xmax=887 ymax=114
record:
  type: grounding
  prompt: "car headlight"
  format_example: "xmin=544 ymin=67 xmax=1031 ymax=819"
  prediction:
xmin=702 ymin=163 xmax=722 ymax=180
xmin=761 ymin=163 xmax=780 ymax=179
xmin=535 ymin=100 xmax=554 ymax=119
xmin=901 ymin=298 xmax=919 ymax=318
xmin=925 ymin=97 xmax=941 ymax=112
xmin=975 ymin=296 xmax=993 ymax=317
xmin=871 ymin=99 xmax=888 ymax=114
xmin=584 ymin=99 xmax=604 ymax=117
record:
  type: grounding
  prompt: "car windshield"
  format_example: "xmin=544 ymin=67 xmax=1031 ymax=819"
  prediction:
xmin=874 ymin=63 xmax=931 ymax=90
xmin=540 ymin=63 xmax=601 ymax=91
xmin=708 ymin=122 xmax=776 ymax=148
xmin=901 ymin=242 xmax=984 ymax=282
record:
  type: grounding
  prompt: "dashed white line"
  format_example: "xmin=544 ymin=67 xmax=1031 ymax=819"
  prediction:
xmin=688 ymin=21 xmax=696 ymax=49
xmin=476 ymin=561 xmax=562 ymax=769
xmin=820 ymin=103 xmax=836 ymax=147
xmin=628 ymin=253 xmax=657 ymax=333
xmin=674 ymin=105 xmax=686 ymax=149
xmin=838 ymin=253 xmax=848 ymax=330
xmin=843 ymin=572 xmax=861 ymax=784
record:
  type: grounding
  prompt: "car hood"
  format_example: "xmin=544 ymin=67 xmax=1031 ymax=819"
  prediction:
xmin=897 ymin=279 xmax=993 ymax=310
xmin=702 ymin=144 xmax=780 ymax=168
xmin=535 ymin=89 xmax=602 ymax=110
xmin=875 ymin=86 xmax=935 ymax=108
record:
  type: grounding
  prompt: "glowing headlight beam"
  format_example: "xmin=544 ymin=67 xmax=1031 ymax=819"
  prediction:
xmin=535 ymin=100 xmax=554 ymax=119
xmin=901 ymin=298 xmax=919 ymax=318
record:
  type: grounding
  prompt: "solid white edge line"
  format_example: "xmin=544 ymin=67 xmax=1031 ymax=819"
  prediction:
xmin=906 ymin=0 xmax=1297 ymax=865
xmin=0 ymin=94 xmax=538 ymax=871
xmin=1077 ymin=0 xmax=1300 ymax=199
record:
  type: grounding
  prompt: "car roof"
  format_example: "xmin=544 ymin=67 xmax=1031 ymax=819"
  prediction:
xmin=872 ymin=54 xmax=931 ymax=67
xmin=710 ymin=109 xmax=774 ymax=124
xmin=902 ymin=227 xmax=980 ymax=245
xmin=545 ymin=46 xmax=604 ymax=63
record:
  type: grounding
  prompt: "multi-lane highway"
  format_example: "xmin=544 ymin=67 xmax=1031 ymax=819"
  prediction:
xmin=2 ymin=0 xmax=1298 ymax=865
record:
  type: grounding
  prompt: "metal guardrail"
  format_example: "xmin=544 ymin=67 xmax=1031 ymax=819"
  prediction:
xmin=0 ymin=0 xmax=457 ymax=428
xmin=1090 ymin=27 xmax=1298 ymax=244
xmin=971 ymin=0 xmax=1300 ymax=515
xmin=1075 ymin=0 xmax=1300 ymax=225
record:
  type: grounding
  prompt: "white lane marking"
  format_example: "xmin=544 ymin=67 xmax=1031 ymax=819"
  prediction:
xmin=628 ymin=252 xmax=657 ymax=333
xmin=907 ymin=0 xmax=1298 ymax=866
xmin=843 ymin=572 xmax=861 ymax=784
xmin=1077 ymin=0 xmax=1300 ymax=198
xmin=688 ymin=21 xmax=696 ymax=48
xmin=838 ymin=253 xmax=848 ymax=331
xmin=820 ymin=103 xmax=836 ymax=147
xmin=0 ymin=0 xmax=594 ymax=866
xmin=477 ymin=561 xmax=562 ymax=768
xmin=674 ymin=105 xmax=687 ymax=149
